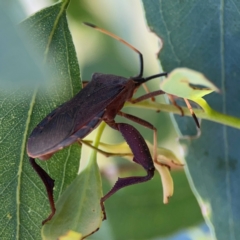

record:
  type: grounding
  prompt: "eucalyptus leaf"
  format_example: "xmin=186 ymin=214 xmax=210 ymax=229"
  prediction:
xmin=58 ymin=230 xmax=82 ymax=240
xmin=0 ymin=1 xmax=81 ymax=239
xmin=95 ymin=140 xmax=184 ymax=204
xmin=95 ymin=140 xmax=183 ymax=167
xmin=161 ymin=68 xmax=219 ymax=99
xmin=142 ymin=1 xmax=240 ymax=239
xmin=99 ymin=170 xmax=203 ymax=239
xmin=42 ymin=152 xmax=103 ymax=240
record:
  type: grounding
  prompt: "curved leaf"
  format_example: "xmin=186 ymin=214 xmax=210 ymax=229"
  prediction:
xmin=59 ymin=231 xmax=82 ymax=240
xmin=161 ymin=68 xmax=219 ymax=99
xmin=0 ymin=1 xmax=81 ymax=239
xmin=42 ymin=151 xmax=102 ymax=240
xmin=93 ymin=140 xmax=183 ymax=204
xmin=142 ymin=1 xmax=240 ymax=239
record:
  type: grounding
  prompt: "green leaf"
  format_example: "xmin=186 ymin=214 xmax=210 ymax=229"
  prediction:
xmin=161 ymin=68 xmax=219 ymax=99
xmin=142 ymin=1 xmax=240 ymax=239
xmin=58 ymin=230 xmax=82 ymax=240
xmin=0 ymin=1 xmax=81 ymax=239
xmin=96 ymin=171 xmax=203 ymax=239
xmin=42 ymin=151 xmax=103 ymax=240
xmin=94 ymin=140 xmax=183 ymax=204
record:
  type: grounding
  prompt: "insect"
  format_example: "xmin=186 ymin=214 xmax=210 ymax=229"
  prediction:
xmin=27 ymin=22 xmax=197 ymax=225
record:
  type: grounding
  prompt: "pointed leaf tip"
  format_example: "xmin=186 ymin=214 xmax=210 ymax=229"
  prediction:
xmin=160 ymin=68 xmax=220 ymax=100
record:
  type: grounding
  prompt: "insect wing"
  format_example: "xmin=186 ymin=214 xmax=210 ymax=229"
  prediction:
xmin=27 ymin=80 xmax=125 ymax=158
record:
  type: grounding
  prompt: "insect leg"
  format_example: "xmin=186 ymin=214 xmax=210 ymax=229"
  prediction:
xmin=169 ymin=95 xmax=200 ymax=127
xmin=78 ymin=139 xmax=133 ymax=158
xmin=130 ymin=90 xmax=165 ymax=103
xmin=29 ymin=158 xmax=56 ymax=224
xmin=118 ymin=111 xmax=158 ymax=165
xmin=183 ymin=98 xmax=200 ymax=128
xmin=101 ymin=122 xmax=155 ymax=219
xmin=130 ymin=89 xmax=200 ymax=127
xmin=131 ymin=91 xmax=184 ymax=117
xmin=168 ymin=94 xmax=184 ymax=116
xmin=131 ymin=72 xmax=168 ymax=103
xmin=141 ymin=83 xmax=157 ymax=102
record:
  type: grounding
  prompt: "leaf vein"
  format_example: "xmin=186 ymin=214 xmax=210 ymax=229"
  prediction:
xmin=16 ymin=89 xmax=37 ymax=240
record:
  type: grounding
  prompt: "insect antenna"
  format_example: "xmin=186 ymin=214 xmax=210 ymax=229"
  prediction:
xmin=83 ymin=23 xmax=199 ymax=127
xmin=184 ymin=98 xmax=200 ymax=128
xmin=83 ymin=22 xmax=143 ymax=78
xmin=142 ymin=72 xmax=168 ymax=83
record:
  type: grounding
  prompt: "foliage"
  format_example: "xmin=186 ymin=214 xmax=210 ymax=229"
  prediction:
xmin=1 ymin=0 xmax=239 ymax=239
xmin=0 ymin=1 xmax=81 ymax=239
xmin=142 ymin=1 xmax=240 ymax=239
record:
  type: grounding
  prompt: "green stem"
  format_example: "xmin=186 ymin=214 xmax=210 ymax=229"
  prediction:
xmin=90 ymin=122 xmax=107 ymax=161
xmin=125 ymin=100 xmax=240 ymax=129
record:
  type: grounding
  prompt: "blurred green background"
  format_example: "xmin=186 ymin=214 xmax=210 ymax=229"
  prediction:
xmin=14 ymin=0 xmax=210 ymax=239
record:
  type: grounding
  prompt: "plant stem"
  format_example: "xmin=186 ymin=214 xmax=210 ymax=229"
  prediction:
xmin=90 ymin=122 xmax=106 ymax=161
xmin=125 ymin=101 xmax=240 ymax=129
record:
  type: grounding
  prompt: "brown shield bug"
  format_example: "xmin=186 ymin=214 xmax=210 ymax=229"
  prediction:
xmin=27 ymin=22 xmax=188 ymax=225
